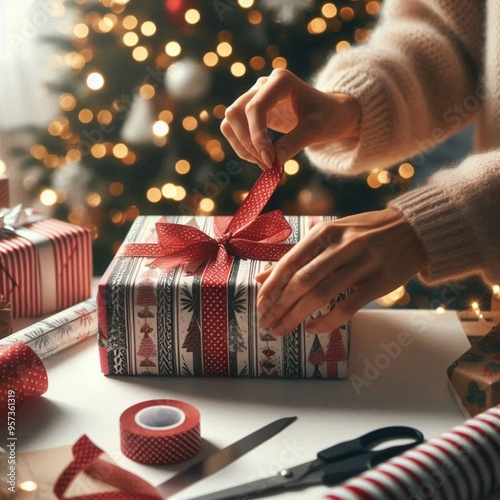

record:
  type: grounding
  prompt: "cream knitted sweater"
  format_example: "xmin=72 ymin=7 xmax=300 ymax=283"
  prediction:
xmin=305 ymin=0 xmax=500 ymax=286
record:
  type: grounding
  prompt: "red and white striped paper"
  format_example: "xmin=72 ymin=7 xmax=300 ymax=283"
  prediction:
xmin=326 ymin=405 xmax=500 ymax=500
xmin=0 ymin=219 xmax=92 ymax=317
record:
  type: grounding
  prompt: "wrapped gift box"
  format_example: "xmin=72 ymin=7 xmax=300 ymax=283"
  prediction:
xmin=0 ymin=217 xmax=92 ymax=317
xmin=448 ymin=323 xmax=500 ymax=417
xmin=98 ymin=215 xmax=350 ymax=379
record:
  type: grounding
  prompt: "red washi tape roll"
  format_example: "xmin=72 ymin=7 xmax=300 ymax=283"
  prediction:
xmin=120 ymin=399 xmax=201 ymax=465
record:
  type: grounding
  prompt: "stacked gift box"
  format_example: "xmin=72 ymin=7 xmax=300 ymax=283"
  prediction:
xmin=448 ymin=323 xmax=500 ymax=417
xmin=98 ymin=214 xmax=350 ymax=379
xmin=0 ymin=177 xmax=93 ymax=319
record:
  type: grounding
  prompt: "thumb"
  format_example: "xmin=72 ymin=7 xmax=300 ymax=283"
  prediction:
xmin=274 ymin=124 xmax=320 ymax=165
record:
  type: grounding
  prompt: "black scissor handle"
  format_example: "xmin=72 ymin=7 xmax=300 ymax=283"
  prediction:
xmin=318 ymin=426 xmax=424 ymax=487
xmin=318 ymin=426 xmax=424 ymax=464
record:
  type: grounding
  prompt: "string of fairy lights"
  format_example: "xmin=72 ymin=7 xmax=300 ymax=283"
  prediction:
xmin=19 ymin=0 xmax=494 ymax=310
xmin=26 ymin=0 xmax=410 ymax=221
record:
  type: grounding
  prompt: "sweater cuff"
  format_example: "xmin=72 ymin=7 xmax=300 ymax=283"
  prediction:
xmin=389 ymin=185 xmax=480 ymax=284
xmin=305 ymin=68 xmax=393 ymax=174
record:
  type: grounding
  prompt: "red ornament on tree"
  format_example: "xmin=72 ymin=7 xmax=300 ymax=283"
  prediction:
xmin=164 ymin=0 xmax=198 ymax=26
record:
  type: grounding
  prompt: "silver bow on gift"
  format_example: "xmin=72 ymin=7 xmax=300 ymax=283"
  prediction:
xmin=0 ymin=204 xmax=45 ymax=237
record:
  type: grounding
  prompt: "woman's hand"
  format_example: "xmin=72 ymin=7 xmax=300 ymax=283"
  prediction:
xmin=221 ymin=69 xmax=361 ymax=170
xmin=256 ymin=208 xmax=429 ymax=335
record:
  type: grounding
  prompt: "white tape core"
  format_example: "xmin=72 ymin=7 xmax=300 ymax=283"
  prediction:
xmin=135 ymin=405 xmax=186 ymax=430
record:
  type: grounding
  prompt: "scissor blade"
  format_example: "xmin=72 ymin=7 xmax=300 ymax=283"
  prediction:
xmin=185 ymin=475 xmax=290 ymax=500
xmin=156 ymin=416 xmax=297 ymax=499
xmin=186 ymin=461 xmax=317 ymax=500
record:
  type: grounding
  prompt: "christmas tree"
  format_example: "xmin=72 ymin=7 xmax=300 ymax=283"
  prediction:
xmin=17 ymin=0 xmax=381 ymax=274
xmin=308 ymin=334 xmax=325 ymax=378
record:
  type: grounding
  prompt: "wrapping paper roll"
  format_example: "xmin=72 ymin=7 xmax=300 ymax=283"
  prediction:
xmin=120 ymin=399 xmax=201 ymax=465
xmin=0 ymin=299 xmax=96 ymax=359
xmin=326 ymin=405 xmax=500 ymax=500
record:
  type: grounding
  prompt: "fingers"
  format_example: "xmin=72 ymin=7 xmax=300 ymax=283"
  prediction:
xmin=255 ymin=264 xmax=274 ymax=284
xmin=257 ymin=222 xmax=337 ymax=316
xmin=222 ymin=91 xmax=263 ymax=166
xmin=221 ymin=70 xmax=301 ymax=169
xmin=221 ymin=77 xmax=274 ymax=168
xmin=263 ymin=262 xmax=367 ymax=336
xmin=305 ymin=283 xmax=374 ymax=334
xmin=245 ymin=70 xmax=296 ymax=167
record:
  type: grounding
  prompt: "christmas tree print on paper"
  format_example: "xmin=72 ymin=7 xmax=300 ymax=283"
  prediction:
xmin=259 ymin=331 xmax=279 ymax=378
xmin=308 ymin=335 xmax=325 ymax=379
xmin=180 ymin=274 xmax=203 ymax=376
xmin=137 ymin=331 xmax=157 ymax=371
xmin=483 ymin=360 xmax=500 ymax=377
xmin=135 ymin=273 xmax=158 ymax=373
xmin=466 ymin=381 xmax=486 ymax=409
xmin=325 ymin=328 xmax=347 ymax=379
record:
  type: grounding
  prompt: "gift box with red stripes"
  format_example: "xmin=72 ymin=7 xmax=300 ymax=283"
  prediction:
xmin=0 ymin=216 xmax=92 ymax=318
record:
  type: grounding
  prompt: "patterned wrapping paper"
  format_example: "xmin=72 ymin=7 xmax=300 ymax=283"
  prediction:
xmin=448 ymin=323 xmax=500 ymax=417
xmin=0 ymin=299 xmax=97 ymax=359
xmin=0 ymin=218 xmax=93 ymax=318
xmin=98 ymin=215 xmax=350 ymax=379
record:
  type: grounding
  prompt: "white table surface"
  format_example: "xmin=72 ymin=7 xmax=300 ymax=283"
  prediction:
xmin=13 ymin=309 xmax=473 ymax=499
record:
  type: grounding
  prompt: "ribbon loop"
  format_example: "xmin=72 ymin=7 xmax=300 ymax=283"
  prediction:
xmin=0 ymin=204 xmax=45 ymax=238
xmin=122 ymin=164 xmax=292 ymax=268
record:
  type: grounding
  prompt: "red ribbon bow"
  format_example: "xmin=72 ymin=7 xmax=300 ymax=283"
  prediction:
xmin=122 ymin=164 xmax=293 ymax=270
xmin=121 ymin=164 xmax=294 ymax=376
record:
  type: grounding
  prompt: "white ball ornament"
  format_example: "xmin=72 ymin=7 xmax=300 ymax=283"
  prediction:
xmin=164 ymin=58 xmax=211 ymax=101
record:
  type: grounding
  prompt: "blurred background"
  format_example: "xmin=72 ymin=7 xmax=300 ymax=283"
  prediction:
xmin=0 ymin=0 xmax=491 ymax=311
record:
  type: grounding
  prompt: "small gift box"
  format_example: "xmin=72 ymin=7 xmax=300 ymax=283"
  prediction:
xmin=448 ymin=323 xmax=500 ymax=417
xmin=98 ymin=167 xmax=350 ymax=379
xmin=0 ymin=206 xmax=93 ymax=318
xmin=0 ymin=295 xmax=12 ymax=339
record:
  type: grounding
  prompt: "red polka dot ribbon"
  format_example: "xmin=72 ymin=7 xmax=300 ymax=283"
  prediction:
xmin=0 ymin=342 xmax=48 ymax=416
xmin=54 ymin=435 xmax=162 ymax=499
xmin=122 ymin=164 xmax=294 ymax=376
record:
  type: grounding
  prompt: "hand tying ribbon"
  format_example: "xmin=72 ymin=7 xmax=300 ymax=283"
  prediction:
xmin=0 ymin=204 xmax=45 ymax=238
xmin=121 ymin=164 xmax=294 ymax=376
xmin=0 ymin=343 xmax=48 ymax=416
xmin=121 ymin=164 xmax=293 ymax=270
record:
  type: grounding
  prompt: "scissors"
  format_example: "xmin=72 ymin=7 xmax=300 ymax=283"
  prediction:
xmin=188 ymin=425 xmax=424 ymax=500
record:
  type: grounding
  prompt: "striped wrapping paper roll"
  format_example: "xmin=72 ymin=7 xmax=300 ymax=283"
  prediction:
xmin=326 ymin=405 xmax=500 ymax=500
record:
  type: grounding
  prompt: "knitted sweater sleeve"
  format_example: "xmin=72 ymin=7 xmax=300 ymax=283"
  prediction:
xmin=389 ymin=152 xmax=500 ymax=286
xmin=304 ymin=0 xmax=484 ymax=173
xmin=303 ymin=0 xmax=496 ymax=285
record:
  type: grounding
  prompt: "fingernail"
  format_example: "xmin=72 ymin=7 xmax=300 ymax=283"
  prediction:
xmin=261 ymin=149 xmax=274 ymax=169
xmin=276 ymin=148 xmax=287 ymax=167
